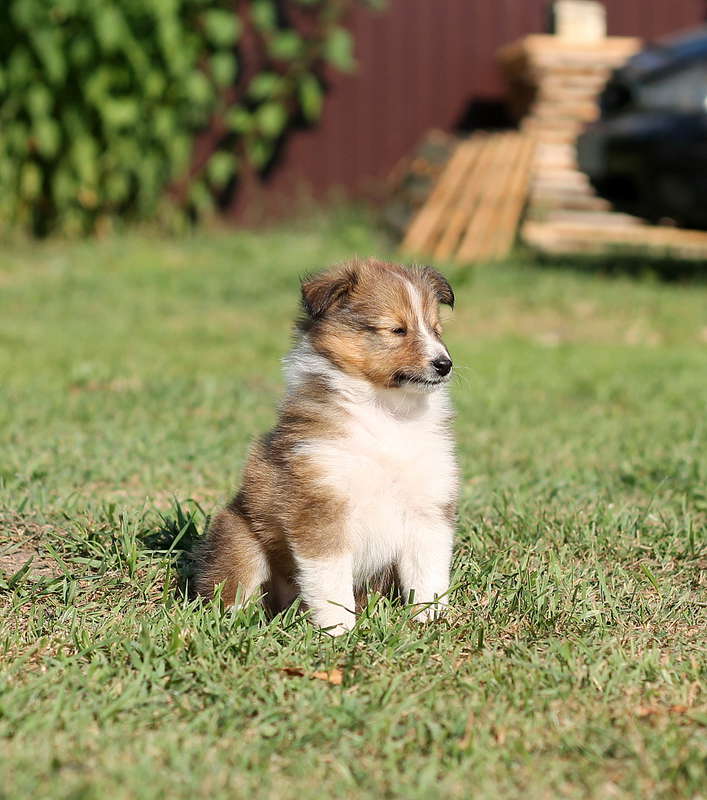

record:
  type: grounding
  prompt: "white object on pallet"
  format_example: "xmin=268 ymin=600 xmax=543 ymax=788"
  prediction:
xmin=552 ymin=1 xmax=607 ymax=43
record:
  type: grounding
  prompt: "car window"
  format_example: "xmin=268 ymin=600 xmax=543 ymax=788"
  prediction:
xmin=638 ymin=62 xmax=707 ymax=112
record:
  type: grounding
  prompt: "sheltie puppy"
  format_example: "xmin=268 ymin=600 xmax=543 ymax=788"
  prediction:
xmin=194 ymin=257 xmax=458 ymax=634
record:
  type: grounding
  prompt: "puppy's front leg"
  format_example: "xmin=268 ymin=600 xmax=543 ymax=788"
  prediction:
xmin=397 ymin=517 xmax=453 ymax=622
xmin=295 ymin=551 xmax=356 ymax=635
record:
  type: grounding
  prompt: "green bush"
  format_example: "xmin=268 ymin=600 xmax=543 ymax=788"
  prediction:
xmin=0 ymin=0 xmax=379 ymax=236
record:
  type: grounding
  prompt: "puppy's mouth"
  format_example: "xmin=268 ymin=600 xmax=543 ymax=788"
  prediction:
xmin=392 ymin=371 xmax=447 ymax=389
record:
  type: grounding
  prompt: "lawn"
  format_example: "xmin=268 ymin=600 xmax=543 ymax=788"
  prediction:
xmin=1 ymin=211 xmax=705 ymax=799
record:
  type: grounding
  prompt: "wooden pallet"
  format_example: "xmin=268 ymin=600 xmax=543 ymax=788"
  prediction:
xmin=523 ymin=218 xmax=707 ymax=259
xmin=400 ymin=131 xmax=535 ymax=263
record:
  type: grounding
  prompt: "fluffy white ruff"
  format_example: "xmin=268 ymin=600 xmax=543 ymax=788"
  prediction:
xmin=283 ymin=338 xmax=458 ymax=634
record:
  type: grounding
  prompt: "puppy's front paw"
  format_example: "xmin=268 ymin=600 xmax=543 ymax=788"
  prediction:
xmin=315 ymin=608 xmax=356 ymax=636
xmin=322 ymin=622 xmax=354 ymax=637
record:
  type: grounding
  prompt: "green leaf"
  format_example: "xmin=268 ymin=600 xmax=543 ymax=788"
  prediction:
xmin=203 ymin=10 xmax=241 ymax=47
xmin=93 ymin=7 xmax=126 ymax=52
xmin=252 ymin=0 xmax=277 ymax=31
xmin=639 ymin=563 xmax=662 ymax=595
xmin=71 ymin=137 xmax=99 ymax=183
xmin=7 ymin=48 xmax=34 ymax=88
xmin=101 ymin=99 xmax=140 ymax=129
xmin=84 ymin=67 xmax=113 ymax=106
xmin=269 ymin=31 xmax=303 ymax=61
xmin=29 ymin=29 xmax=67 ymax=83
xmin=247 ymin=72 xmax=284 ymax=101
xmin=185 ymin=71 xmax=213 ymax=106
xmin=62 ymin=109 xmax=89 ymax=139
xmin=152 ymin=108 xmax=176 ymax=140
xmin=225 ymin=107 xmax=253 ymax=134
xmin=247 ymin=137 xmax=274 ymax=169
xmin=144 ymin=71 xmax=167 ymax=99
xmin=6 ymin=556 xmax=32 ymax=589
xmin=298 ymin=74 xmax=323 ymax=122
xmin=256 ymin=102 xmax=287 ymax=138
xmin=210 ymin=52 xmax=237 ymax=87
xmin=165 ymin=134 xmax=192 ymax=175
xmin=10 ymin=1 xmax=44 ymax=28
xmin=7 ymin=122 xmax=29 ymax=154
xmin=324 ymin=27 xmax=355 ymax=71
xmin=35 ymin=119 xmax=61 ymax=157
xmin=105 ymin=172 xmax=131 ymax=204
xmin=52 ymin=166 xmax=76 ymax=205
xmin=188 ymin=180 xmax=213 ymax=213
xmin=206 ymin=151 xmax=237 ymax=188
xmin=69 ymin=36 xmax=95 ymax=67
xmin=27 ymin=85 xmax=52 ymax=118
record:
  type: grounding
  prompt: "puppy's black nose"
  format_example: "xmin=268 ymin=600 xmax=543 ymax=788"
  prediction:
xmin=431 ymin=355 xmax=452 ymax=377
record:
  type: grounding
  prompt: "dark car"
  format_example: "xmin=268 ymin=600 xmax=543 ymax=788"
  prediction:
xmin=577 ymin=26 xmax=707 ymax=228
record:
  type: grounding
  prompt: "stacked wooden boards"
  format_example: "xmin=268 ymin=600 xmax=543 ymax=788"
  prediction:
xmin=523 ymin=218 xmax=707 ymax=259
xmin=400 ymin=131 xmax=534 ymax=263
xmin=499 ymin=34 xmax=640 ymax=218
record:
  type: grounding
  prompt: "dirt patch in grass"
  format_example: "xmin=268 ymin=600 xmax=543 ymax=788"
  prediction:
xmin=0 ymin=517 xmax=62 ymax=580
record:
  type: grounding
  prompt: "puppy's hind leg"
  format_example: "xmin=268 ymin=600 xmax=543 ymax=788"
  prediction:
xmin=193 ymin=505 xmax=269 ymax=607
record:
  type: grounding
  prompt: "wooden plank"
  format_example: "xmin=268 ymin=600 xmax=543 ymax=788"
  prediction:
xmin=543 ymin=210 xmax=643 ymax=227
xmin=482 ymin=133 xmax=532 ymax=260
xmin=523 ymin=220 xmax=707 ymax=258
xmin=432 ymin=134 xmax=503 ymax=260
xmin=455 ymin=132 xmax=519 ymax=261
xmin=520 ymin=34 xmax=641 ymax=55
xmin=457 ymin=133 xmax=535 ymax=262
xmin=487 ymin=134 xmax=536 ymax=259
xmin=400 ymin=137 xmax=484 ymax=255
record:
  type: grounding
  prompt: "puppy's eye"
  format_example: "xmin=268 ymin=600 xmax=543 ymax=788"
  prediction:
xmin=391 ymin=327 xmax=407 ymax=336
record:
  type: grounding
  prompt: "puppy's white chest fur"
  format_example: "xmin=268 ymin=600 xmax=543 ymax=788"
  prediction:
xmin=344 ymin=398 xmax=454 ymax=505
xmin=293 ymin=365 xmax=457 ymax=584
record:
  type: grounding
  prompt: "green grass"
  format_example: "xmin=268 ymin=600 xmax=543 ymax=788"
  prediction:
xmin=1 ymin=211 xmax=706 ymax=799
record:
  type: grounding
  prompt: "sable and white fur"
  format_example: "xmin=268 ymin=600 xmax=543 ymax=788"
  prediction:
xmin=194 ymin=258 xmax=458 ymax=634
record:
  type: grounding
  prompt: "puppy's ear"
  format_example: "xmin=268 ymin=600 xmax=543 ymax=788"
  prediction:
xmin=422 ymin=266 xmax=454 ymax=309
xmin=301 ymin=265 xmax=358 ymax=320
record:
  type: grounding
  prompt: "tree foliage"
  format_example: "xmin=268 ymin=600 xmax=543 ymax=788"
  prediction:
xmin=0 ymin=0 xmax=379 ymax=235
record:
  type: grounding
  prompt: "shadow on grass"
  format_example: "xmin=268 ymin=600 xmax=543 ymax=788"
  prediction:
xmin=142 ymin=500 xmax=208 ymax=600
xmin=527 ymin=249 xmax=707 ymax=283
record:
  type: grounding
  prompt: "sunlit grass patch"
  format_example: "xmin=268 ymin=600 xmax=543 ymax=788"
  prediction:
xmin=1 ymin=213 xmax=705 ymax=799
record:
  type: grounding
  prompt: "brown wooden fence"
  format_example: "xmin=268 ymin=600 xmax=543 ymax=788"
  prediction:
xmin=230 ymin=0 xmax=707 ymax=220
